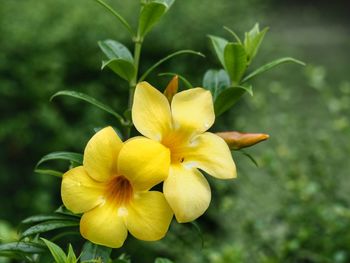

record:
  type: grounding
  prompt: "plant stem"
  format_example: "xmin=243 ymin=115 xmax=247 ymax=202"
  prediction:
xmin=125 ymin=4 xmax=144 ymax=138
xmin=128 ymin=39 xmax=142 ymax=108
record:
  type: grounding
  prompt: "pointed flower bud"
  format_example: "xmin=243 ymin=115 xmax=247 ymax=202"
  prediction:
xmin=163 ymin=75 xmax=179 ymax=102
xmin=216 ymin=131 xmax=269 ymax=150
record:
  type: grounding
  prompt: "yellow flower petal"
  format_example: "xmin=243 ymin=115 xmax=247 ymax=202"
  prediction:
xmin=61 ymin=166 xmax=105 ymax=214
xmin=185 ymin=132 xmax=237 ymax=179
xmin=125 ymin=191 xmax=173 ymax=241
xmin=80 ymin=202 xmax=127 ymax=248
xmin=118 ymin=137 xmax=170 ymax=191
xmin=83 ymin=127 xmax=123 ymax=182
xmin=132 ymin=82 xmax=172 ymax=141
xmin=163 ymin=165 xmax=211 ymax=223
xmin=171 ymin=88 xmax=214 ymax=134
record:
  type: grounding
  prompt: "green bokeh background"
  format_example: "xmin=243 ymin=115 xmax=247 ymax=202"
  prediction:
xmin=1 ymin=0 xmax=350 ymax=262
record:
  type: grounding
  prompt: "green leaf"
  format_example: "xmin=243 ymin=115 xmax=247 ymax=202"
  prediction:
xmin=208 ymin=35 xmax=228 ymax=67
xmin=36 ymin=151 xmax=83 ymax=168
xmin=21 ymin=220 xmax=79 ymax=237
xmin=67 ymin=244 xmax=77 ymax=263
xmin=94 ymin=0 xmax=134 ymax=36
xmin=41 ymin=238 xmax=67 ymax=263
xmin=139 ymin=50 xmax=204 ymax=81
xmin=101 ymin=58 xmax=135 ymax=81
xmin=214 ymin=85 xmax=252 ymax=116
xmin=98 ymin=40 xmax=135 ymax=81
xmin=223 ymin=26 xmax=242 ymax=44
xmin=238 ymin=149 xmax=259 ymax=167
xmin=0 ymin=242 xmax=46 ymax=255
xmin=139 ymin=0 xmax=174 ymax=38
xmin=244 ymin=23 xmax=269 ymax=63
xmin=51 ymin=90 xmax=126 ymax=125
xmin=98 ymin=40 xmax=133 ymax=63
xmin=241 ymin=57 xmax=306 ymax=83
xmin=21 ymin=214 xmax=77 ymax=225
xmin=202 ymin=69 xmax=230 ymax=99
xmin=80 ymin=241 xmax=112 ymax=263
xmin=55 ymin=206 xmax=80 ymax=217
xmin=34 ymin=169 xmax=63 ymax=177
xmin=155 ymin=258 xmax=174 ymax=263
xmin=223 ymin=43 xmax=247 ymax=84
xmin=158 ymin=72 xmax=193 ymax=89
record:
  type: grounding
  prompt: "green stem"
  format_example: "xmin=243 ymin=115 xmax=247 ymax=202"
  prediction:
xmin=129 ymin=39 xmax=143 ymax=107
xmin=125 ymin=5 xmax=144 ymax=138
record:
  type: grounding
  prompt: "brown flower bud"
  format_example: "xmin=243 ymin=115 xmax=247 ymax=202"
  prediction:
xmin=216 ymin=131 xmax=270 ymax=150
xmin=164 ymin=75 xmax=179 ymax=102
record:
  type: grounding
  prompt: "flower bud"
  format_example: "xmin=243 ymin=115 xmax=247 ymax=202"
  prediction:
xmin=164 ymin=75 xmax=179 ymax=102
xmin=216 ymin=131 xmax=269 ymax=150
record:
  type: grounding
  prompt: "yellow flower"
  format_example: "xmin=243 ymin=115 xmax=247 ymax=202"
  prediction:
xmin=132 ymin=82 xmax=237 ymax=223
xmin=61 ymin=127 xmax=173 ymax=248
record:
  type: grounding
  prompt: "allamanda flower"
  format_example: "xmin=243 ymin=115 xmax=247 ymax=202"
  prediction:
xmin=132 ymin=82 xmax=236 ymax=223
xmin=61 ymin=127 xmax=173 ymax=248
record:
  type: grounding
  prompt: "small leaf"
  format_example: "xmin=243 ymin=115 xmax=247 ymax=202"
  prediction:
xmin=214 ymin=85 xmax=252 ymax=116
xmin=139 ymin=50 xmax=204 ymax=81
xmin=51 ymin=90 xmax=126 ymax=125
xmin=41 ymin=238 xmax=67 ymax=263
xmin=98 ymin=40 xmax=135 ymax=81
xmin=21 ymin=220 xmax=79 ymax=238
xmin=139 ymin=0 xmax=174 ymax=38
xmin=223 ymin=26 xmax=242 ymax=44
xmin=241 ymin=57 xmax=306 ymax=83
xmin=208 ymin=35 xmax=228 ymax=67
xmin=36 ymin=151 xmax=83 ymax=168
xmin=34 ymin=169 xmax=63 ymax=177
xmin=202 ymin=69 xmax=230 ymax=99
xmin=0 ymin=242 xmax=46 ymax=254
xmin=80 ymin=241 xmax=112 ymax=263
xmin=223 ymin=43 xmax=247 ymax=84
xmin=67 ymin=244 xmax=77 ymax=263
xmin=102 ymin=58 xmax=135 ymax=81
xmin=94 ymin=0 xmax=134 ymax=36
xmin=55 ymin=206 xmax=80 ymax=217
xmin=98 ymin=40 xmax=133 ymax=63
xmin=244 ymin=23 xmax=269 ymax=63
xmin=238 ymin=149 xmax=259 ymax=167
xmin=155 ymin=258 xmax=174 ymax=263
xmin=21 ymin=214 xmax=77 ymax=225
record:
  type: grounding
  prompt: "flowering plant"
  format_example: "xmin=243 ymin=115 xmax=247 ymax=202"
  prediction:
xmin=0 ymin=0 xmax=303 ymax=262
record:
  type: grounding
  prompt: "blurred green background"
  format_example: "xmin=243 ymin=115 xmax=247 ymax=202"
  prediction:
xmin=1 ymin=0 xmax=350 ymax=262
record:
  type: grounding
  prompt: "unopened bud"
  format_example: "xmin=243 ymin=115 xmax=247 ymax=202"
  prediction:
xmin=216 ymin=131 xmax=270 ymax=150
xmin=164 ymin=75 xmax=179 ymax=102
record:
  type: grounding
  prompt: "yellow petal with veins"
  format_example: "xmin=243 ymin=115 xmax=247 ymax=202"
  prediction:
xmin=118 ymin=137 xmax=170 ymax=191
xmin=83 ymin=127 xmax=123 ymax=182
xmin=171 ymin=88 xmax=214 ymax=134
xmin=125 ymin=191 xmax=173 ymax=241
xmin=61 ymin=166 xmax=105 ymax=214
xmin=185 ymin=132 xmax=237 ymax=179
xmin=132 ymin=82 xmax=172 ymax=141
xmin=163 ymin=165 xmax=211 ymax=223
xmin=80 ymin=201 xmax=127 ymax=248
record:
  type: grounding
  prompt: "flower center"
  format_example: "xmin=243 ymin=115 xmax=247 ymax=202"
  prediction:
xmin=162 ymin=131 xmax=189 ymax=164
xmin=106 ymin=176 xmax=133 ymax=207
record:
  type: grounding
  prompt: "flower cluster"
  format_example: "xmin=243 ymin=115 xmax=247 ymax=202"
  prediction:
xmin=61 ymin=82 xmax=236 ymax=248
